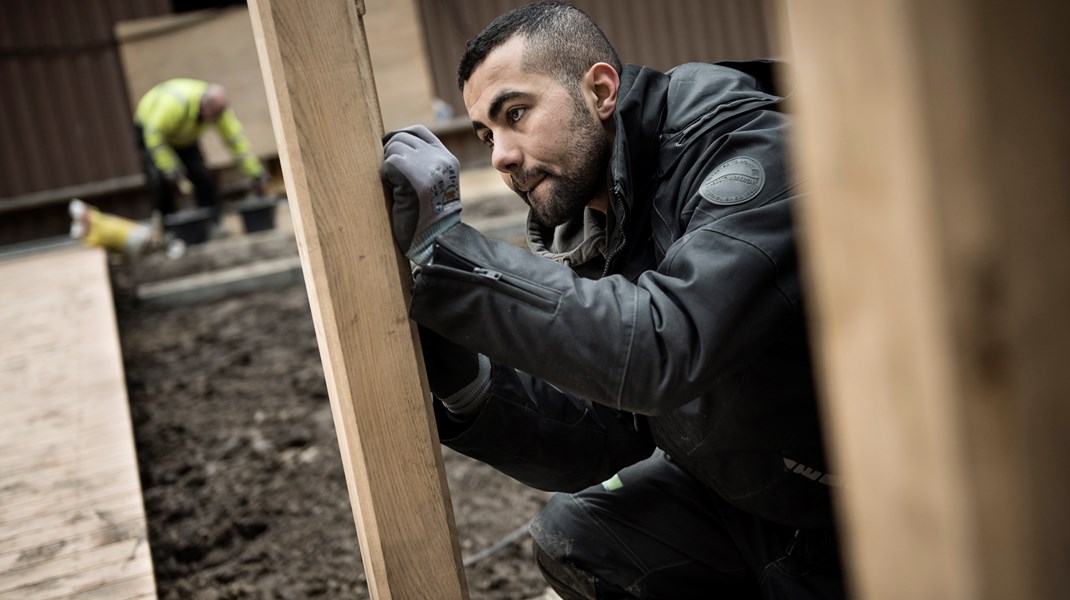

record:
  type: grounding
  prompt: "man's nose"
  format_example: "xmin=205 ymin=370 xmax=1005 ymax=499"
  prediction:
xmin=491 ymin=134 xmax=521 ymax=174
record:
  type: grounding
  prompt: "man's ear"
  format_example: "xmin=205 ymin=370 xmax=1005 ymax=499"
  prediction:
xmin=585 ymin=62 xmax=619 ymax=121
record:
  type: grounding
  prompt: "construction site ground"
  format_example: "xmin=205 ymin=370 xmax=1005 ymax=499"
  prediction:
xmin=109 ymin=174 xmax=560 ymax=599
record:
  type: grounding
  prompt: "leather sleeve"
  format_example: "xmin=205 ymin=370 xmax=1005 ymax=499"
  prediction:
xmin=434 ymin=361 xmax=655 ymax=492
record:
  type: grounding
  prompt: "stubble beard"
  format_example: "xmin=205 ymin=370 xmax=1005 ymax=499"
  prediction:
xmin=518 ymin=98 xmax=611 ymax=228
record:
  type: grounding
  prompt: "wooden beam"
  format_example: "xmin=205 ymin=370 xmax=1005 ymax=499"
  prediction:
xmin=246 ymin=1 xmax=468 ymax=597
xmin=779 ymin=1 xmax=1070 ymax=599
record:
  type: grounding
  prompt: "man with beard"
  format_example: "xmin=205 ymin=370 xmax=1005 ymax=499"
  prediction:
xmin=380 ymin=2 xmax=845 ymax=598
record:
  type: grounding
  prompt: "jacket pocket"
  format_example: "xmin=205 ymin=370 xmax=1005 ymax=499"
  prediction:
xmin=427 ymin=243 xmax=562 ymax=315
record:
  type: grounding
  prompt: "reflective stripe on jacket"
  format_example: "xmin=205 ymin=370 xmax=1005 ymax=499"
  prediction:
xmin=134 ymin=78 xmax=264 ymax=179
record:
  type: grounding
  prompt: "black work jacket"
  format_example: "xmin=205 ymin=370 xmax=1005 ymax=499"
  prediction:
xmin=411 ymin=61 xmax=837 ymax=529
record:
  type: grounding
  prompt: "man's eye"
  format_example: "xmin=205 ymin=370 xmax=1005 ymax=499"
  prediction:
xmin=481 ymin=132 xmax=494 ymax=147
xmin=507 ymin=107 xmax=525 ymax=123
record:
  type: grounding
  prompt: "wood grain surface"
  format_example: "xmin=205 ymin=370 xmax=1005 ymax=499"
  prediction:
xmin=781 ymin=1 xmax=1070 ymax=598
xmin=0 ymin=247 xmax=156 ymax=600
xmin=247 ymin=1 xmax=468 ymax=598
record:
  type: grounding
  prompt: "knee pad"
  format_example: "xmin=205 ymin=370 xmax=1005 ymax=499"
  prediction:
xmin=531 ymin=532 xmax=600 ymax=600
xmin=531 ymin=494 xmax=634 ymax=599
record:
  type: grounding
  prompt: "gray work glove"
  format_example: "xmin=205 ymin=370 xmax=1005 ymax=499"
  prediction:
xmin=418 ymin=325 xmax=491 ymax=416
xmin=380 ymin=125 xmax=461 ymax=264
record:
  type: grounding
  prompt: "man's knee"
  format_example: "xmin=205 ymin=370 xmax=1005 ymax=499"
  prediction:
xmin=530 ymin=494 xmax=603 ymax=599
xmin=530 ymin=493 xmax=639 ymax=599
xmin=532 ymin=536 xmax=600 ymax=600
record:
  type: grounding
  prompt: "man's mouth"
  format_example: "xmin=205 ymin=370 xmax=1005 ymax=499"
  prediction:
xmin=524 ymin=178 xmax=544 ymax=196
xmin=513 ymin=172 xmax=546 ymax=195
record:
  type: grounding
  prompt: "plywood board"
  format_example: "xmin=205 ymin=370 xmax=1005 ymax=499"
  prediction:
xmin=0 ymin=247 xmax=157 ymax=599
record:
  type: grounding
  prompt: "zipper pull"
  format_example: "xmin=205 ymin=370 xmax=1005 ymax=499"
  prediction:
xmin=473 ymin=267 xmax=502 ymax=280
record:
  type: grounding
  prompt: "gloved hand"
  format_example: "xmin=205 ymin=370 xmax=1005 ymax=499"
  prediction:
xmin=418 ymin=324 xmax=490 ymax=416
xmin=380 ymin=125 xmax=461 ymax=264
xmin=251 ymin=174 xmax=270 ymax=196
xmin=418 ymin=325 xmax=479 ymax=398
xmin=169 ymin=174 xmax=194 ymax=196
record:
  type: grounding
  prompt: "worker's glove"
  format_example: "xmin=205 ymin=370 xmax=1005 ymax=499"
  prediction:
xmin=251 ymin=174 xmax=270 ymax=196
xmin=380 ymin=125 xmax=461 ymax=265
xmin=169 ymin=174 xmax=194 ymax=196
xmin=418 ymin=325 xmax=490 ymax=416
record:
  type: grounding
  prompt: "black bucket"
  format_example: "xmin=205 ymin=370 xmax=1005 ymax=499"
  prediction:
xmin=163 ymin=207 xmax=214 ymax=245
xmin=232 ymin=195 xmax=278 ymax=233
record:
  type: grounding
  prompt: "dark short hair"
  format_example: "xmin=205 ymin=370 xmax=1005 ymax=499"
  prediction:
xmin=457 ymin=2 xmax=621 ymax=92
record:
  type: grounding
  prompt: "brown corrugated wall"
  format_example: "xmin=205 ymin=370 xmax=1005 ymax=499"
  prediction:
xmin=418 ymin=0 xmax=784 ymax=116
xmin=0 ymin=0 xmax=171 ymax=245
xmin=0 ymin=0 xmax=170 ymax=199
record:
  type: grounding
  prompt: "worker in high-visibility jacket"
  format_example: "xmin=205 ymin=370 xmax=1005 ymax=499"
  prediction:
xmin=134 ymin=78 xmax=268 ymax=224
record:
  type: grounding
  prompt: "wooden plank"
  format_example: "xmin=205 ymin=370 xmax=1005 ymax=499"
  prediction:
xmin=1 ymin=382 xmax=143 ymax=435
xmin=0 ymin=417 xmax=141 ymax=450
xmin=0 ymin=507 xmax=147 ymax=559
xmin=0 ymin=499 xmax=148 ymax=549
xmin=0 ymin=461 xmax=142 ymax=515
xmin=247 ymin=1 xmax=468 ymax=598
xmin=0 ymin=532 xmax=152 ymax=594
xmin=0 ymin=441 xmax=142 ymax=480
xmin=779 ymin=1 xmax=1070 ymax=598
xmin=1 ymin=482 xmax=143 ymax=527
xmin=0 ymin=247 xmax=157 ymax=599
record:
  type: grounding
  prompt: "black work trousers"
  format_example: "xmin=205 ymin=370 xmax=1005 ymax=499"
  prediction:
xmin=529 ymin=450 xmax=846 ymax=599
xmin=135 ymin=125 xmax=218 ymax=221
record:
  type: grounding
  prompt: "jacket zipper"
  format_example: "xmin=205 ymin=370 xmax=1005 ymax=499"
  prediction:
xmin=473 ymin=267 xmax=501 ymax=280
xmin=602 ymin=184 xmax=627 ymax=277
xmin=599 ymin=184 xmax=639 ymax=429
xmin=432 ymin=244 xmax=561 ymax=314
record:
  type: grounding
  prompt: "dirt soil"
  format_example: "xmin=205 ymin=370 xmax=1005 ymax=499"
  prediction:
xmin=111 ymin=202 xmax=553 ymax=599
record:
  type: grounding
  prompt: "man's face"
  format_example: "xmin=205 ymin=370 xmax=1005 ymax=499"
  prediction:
xmin=463 ymin=37 xmax=611 ymax=227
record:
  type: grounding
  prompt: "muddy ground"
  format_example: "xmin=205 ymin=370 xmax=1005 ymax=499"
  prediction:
xmin=112 ymin=200 xmax=555 ymax=599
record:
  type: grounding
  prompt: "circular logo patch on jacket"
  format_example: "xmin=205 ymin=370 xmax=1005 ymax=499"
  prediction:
xmin=699 ymin=156 xmax=766 ymax=205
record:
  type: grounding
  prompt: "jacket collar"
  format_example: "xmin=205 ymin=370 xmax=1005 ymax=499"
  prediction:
xmin=526 ymin=61 xmax=784 ymax=272
xmin=602 ymin=65 xmax=670 ymax=272
xmin=526 ymin=208 xmax=608 ymax=278
xmin=527 ymin=64 xmax=668 ymax=273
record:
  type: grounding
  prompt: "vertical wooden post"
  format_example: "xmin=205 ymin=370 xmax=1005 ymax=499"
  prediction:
xmin=780 ymin=1 xmax=1070 ymax=598
xmin=247 ymin=1 xmax=468 ymax=598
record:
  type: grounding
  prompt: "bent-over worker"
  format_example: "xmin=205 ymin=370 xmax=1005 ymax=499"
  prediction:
xmin=134 ymin=78 xmax=268 ymax=224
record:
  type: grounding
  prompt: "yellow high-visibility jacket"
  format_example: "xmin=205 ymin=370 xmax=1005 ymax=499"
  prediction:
xmin=135 ymin=78 xmax=265 ymax=180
